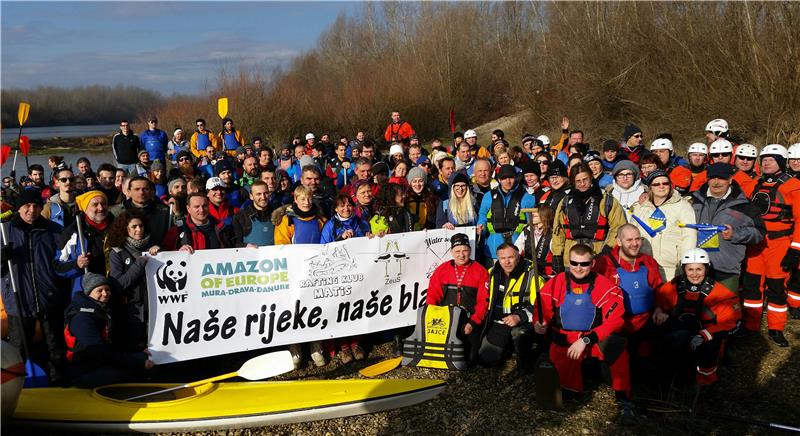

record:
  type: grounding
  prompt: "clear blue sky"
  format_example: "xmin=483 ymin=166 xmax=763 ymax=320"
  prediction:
xmin=1 ymin=1 xmax=357 ymax=95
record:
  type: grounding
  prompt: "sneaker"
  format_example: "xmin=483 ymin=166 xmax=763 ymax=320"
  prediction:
xmin=790 ymin=307 xmax=800 ymax=320
xmin=768 ymin=329 xmax=789 ymax=347
xmin=339 ymin=348 xmax=354 ymax=364
xmin=351 ymin=345 xmax=366 ymax=361
xmin=288 ymin=344 xmax=302 ymax=369
xmin=617 ymin=399 xmax=636 ymax=426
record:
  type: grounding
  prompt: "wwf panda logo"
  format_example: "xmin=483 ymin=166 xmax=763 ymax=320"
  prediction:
xmin=156 ymin=259 xmax=187 ymax=293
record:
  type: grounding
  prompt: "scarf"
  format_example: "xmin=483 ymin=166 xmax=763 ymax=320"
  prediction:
xmin=85 ymin=215 xmax=110 ymax=232
xmin=125 ymin=235 xmax=151 ymax=252
xmin=291 ymin=203 xmax=318 ymax=219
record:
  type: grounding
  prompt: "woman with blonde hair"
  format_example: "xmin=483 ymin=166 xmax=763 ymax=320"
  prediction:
xmin=436 ymin=172 xmax=478 ymax=229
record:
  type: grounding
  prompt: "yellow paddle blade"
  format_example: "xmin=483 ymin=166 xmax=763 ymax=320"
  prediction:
xmin=217 ymin=97 xmax=228 ymax=119
xmin=17 ymin=102 xmax=30 ymax=126
xmin=359 ymin=357 xmax=402 ymax=378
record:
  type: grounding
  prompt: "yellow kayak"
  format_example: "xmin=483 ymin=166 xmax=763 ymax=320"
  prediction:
xmin=12 ymin=379 xmax=446 ymax=433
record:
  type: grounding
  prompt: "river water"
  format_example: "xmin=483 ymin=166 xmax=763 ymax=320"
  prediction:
xmin=1 ymin=124 xmax=117 ymax=173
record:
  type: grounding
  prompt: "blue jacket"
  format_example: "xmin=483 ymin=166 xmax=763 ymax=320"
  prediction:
xmin=139 ymin=129 xmax=168 ymax=162
xmin=1 ymin=215 xmax=66 ymax=317
xmin=597 ymin=173 xmax=613 ymax=189
xmin=477 ymin=184 xmax=536 ymax=259
xmin=320 ymin=215 xmax=370 ymax=244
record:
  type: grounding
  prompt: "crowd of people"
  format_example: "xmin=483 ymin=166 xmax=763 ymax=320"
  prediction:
xmin=1 ymin=111 xmax=799 ymax=423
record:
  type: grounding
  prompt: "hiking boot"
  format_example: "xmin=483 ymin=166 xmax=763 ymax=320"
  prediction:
xmin=732 ymin=326 xmax=758 ymax=339
xmin=352 ymin=345 xmax=366 ymax=361
xmin=288 ymin=344 xmax=302 ymax=369
xmin=339 ymin=348 xmax=354 ymax=364
xmin=768 ymin=330 xmax=789 ymax=347
xmin=617 ymin=399 xmax=636 ymax=426
xmin=310 ymin=342 xmax=327 ymax=367
xmin=790 ymin=307 xmax=800 ymax=320
xmin=392 ymin=334 xmax=403 ymax=356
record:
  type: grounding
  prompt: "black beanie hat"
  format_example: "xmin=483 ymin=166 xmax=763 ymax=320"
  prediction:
xmin=623 ymin=123 xmax=642 ymax=142
xmin=520 ymin=160 xmax=541 ymax=177
xmin=546 ymin=160 xmax=568 ymax=178
xmin=450 ymin=233 xmax=470 ymax=249
xmin=602 ymin=139 xmax=621 ymax=152
xmin=15 ymin=188 xmax=43 ymax=208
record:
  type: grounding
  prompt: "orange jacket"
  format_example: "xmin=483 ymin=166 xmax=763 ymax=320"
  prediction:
xmin=689 ymin=169 xmax=707 ymax=192
xmin=384 ymin=121 xmax=415 ymax=142
xmin=733 ymin=170 xmax=757 ymax=198
xmin=656 ymin=278 xmax=740 ymax=341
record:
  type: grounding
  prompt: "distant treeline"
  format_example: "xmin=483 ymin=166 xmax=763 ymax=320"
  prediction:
xmin=148 ymin=2 xmax=799 ymax=148
xmin=1 ymin=85 xmax=163 ymax=128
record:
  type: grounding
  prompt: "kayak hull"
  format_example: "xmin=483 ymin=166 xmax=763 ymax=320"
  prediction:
xmin=12 ymin=379 xmax=446 ymax=433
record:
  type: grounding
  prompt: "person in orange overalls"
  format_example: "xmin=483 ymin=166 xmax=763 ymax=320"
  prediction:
xmin=740 ymin=144 xmax=800 ymax=347
xmin=686 ymin=142 xmax=709 ymax=192
xmin=654 ymin=248 xmax=740 ymax=385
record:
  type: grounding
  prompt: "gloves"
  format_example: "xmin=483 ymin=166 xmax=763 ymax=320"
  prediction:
xmin=689 ymin=335 xmax=704 ymax=351
xmin=781 ymin=248 xmax=800 ymax=272
xmin=552 ymin=256 xmax=564 ymax=274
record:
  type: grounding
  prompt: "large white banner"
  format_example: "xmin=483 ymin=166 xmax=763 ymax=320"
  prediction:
xmin=146 ymin=228 xmax=475 ymax=364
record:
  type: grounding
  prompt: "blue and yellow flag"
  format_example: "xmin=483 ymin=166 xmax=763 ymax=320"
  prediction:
xmin=631 ymin=208 xmax=667 ymax=237
xmin=678 ymin=223 xmax=727 ymax=252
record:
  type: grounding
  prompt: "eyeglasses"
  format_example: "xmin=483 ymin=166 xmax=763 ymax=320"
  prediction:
xmin=650 ymin=181 xmax=671 ymax=188
xmin=710 ymin=153 xmax=731 ymax=158
xmin=569 ymin=260 xmax=592 ymax=267
xmin=58 ymin=177 xmax=75 ymax=183
xmin=178 ymin=157 xmax=192 ymax=162
xmin=737 ymin=156 xmax=755 ymax=161
xmin=616 ymin=172 xmax=634 ymax=178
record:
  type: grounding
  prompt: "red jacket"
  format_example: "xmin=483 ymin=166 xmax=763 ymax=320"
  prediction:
xmin=384 ymin=121 xmax=415 ymax=142
xmin=426 ymin=260 xmax=489 ymax=327
xmin=656 ymin=277 xmax=740 ymax=341
xmin=538 ymin=272 xmax=625 ymax=344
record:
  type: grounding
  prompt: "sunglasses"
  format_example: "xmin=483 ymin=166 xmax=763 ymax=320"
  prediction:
xmin=710 ymin=153 xmax=731 ymax=158
xmin=196 ymin=123 xmax=205 ymax=127
xmin=58 ymin=177 xmax=75 ymax=183
xmin=650 ymin=181 xmax=671 ymax=188
xmin=537 ymin=160 xmax=550 ymax=165
xmin=632 ymin=134 xmax=643 ymax=138
xmin=178 ymin=157 xmax=192 ymax=162
xmin=737 ymin=156 xmax=756 ymax=161
xmin=569 ymin=260 xmax=592 ymax=267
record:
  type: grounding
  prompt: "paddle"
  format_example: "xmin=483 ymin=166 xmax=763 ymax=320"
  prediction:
xmin=359 ymin=356 xmax=402 ymax=378
xmin=124 ymin=350 xmax=295 ymax=401
xmin=17 ymin=102 xmax=30 ymax=168
xmin=521 ymin=208 xmax=562 ymax=410
xmin=217 ymin=97 xmax=228 ymax=120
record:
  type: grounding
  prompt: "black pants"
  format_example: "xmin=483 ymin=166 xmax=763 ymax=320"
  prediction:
xmin=478 ymin=322 xmax=533 ymax=365
xmin=7 ymin=310 xmax=67 ymax=383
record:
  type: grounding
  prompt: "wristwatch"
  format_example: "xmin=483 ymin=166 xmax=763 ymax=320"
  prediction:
xmin=581 ymin=337 xmax=591 ymax=345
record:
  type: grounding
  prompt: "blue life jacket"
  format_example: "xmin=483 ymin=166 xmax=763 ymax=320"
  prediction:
xmin=222 ymin=131 xmax=239 ymax=151
xmin=609 ymin=256 xmax=654 ymax=315
xmin=196 ymin=132 xmax=211 ymax=151
xmin=560 ymin=274 xmax=597 ymax=331
xmin=291 ymin=216 xmax=321 ymax=244
xmin=244 ymin=214 xmax=275 ymax=246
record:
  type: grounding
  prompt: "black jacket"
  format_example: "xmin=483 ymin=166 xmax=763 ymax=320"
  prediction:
xmin=112 ymin=131 xmax=141 ymax=165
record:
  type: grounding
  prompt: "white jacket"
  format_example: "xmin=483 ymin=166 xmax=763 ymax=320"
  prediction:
xmin=630 ymin=190 xmax=697 ymax=281
xmin=609 ymin=179 xmax=645 ymax=221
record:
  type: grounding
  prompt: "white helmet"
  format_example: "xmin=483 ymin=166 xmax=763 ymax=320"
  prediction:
xmin=687 ymin=142 xmax=708 ymax=155
xmin=705 ymin=119 xmax=729 ymax=135
xmin=681 ymin=248 xmax=710 ymax=265
xmin=735 ymin=143 xmax=758 ymax=158
xmin=305 ymin=133 xmax=315 ymax=140
xmin=789 ymin=143 xmax=800 ymax=160
xmin=464 ymin=129 xmax=478 ymax=139
xmin=537 ymin=135 xmax=551 ymax=146
xmin=709 ymin=139 xmax=733 ymax=154
xmin=650 ymin=138 xmax=673 ymax=152
xmin=760 ymin=143 xmax=787 ymax=159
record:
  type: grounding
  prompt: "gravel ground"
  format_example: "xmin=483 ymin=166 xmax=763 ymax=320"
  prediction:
xmin=19 ymin=319 xmax=798 ymax=436
xmin=156 ymin=319 xmax=799 ymax=436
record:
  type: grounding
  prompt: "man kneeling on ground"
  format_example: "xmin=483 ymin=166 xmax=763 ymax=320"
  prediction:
xmin=535 ymin=244 xmax=634 ymax=424
xmin=478 ymin=242 xmax=543 ymax=374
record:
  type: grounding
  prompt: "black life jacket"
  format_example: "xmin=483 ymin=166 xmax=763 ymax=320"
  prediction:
xmin=672 ymin=278 xmax=715 ymax=331
xmin=489 ymin=187 xmax=525 ymax=233
xmin=563 ymin=192 xmax=612 ymax=241
xmin=751 ymin=173 xmax=794 ymax=223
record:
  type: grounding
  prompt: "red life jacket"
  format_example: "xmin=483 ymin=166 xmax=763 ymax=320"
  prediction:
xmin=563 ymin=192 xmax=611 ymax=242
xmin=63 ymin=305 xmax=109 ymax=362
